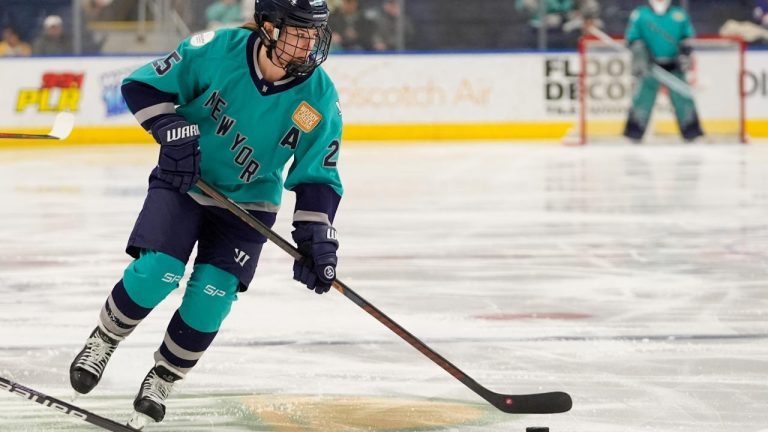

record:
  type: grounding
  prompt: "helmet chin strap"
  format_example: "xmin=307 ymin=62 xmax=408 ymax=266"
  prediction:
xmin=258 ymin=25 xmax=283 ymax=69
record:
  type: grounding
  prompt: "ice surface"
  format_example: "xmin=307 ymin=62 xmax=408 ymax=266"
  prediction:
xmin=1 ymin=142 xmax=768 ymax=431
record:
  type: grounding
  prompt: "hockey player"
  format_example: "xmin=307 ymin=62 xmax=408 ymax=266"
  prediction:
xmin=68 ymin=0 xmax=342 ymax=428
xmin=623 ymin=0 xmax=704 ymax=142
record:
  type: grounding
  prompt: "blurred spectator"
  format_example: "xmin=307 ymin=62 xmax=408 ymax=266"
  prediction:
xmin=597 ymin=0 xmax=637 ymax=36
xmin=328 ymin=0 xmax=373 ymax=51
xmin=0 ymin=26 xmax=32 ymax=56
xmin=32 ymin=15 xmax=72 ymax=55
xmin=562 ymin=0 xmax=603 ymax=37
xmin=104 ymin=0 xmax=140 ymax=21
xmin=369 ymin=0 xmax=413 ymax=51
xmin=79 ymin=0 xmax=112 ymax=53
xmin=515 ymin=0 xmax=581 ymax=48
xmin=173 ymin=0 xmax=223 ymax=32
xmin=82 ymin=0 xmax=113 ymax=21
xmin=206 ymin=0 xmax=243 ymax=30
xmin=720 ymin=0 xmax=768 ymax=43
xmin=687 ymin=0 xmax=750 ymax=35
xmin=326 ymin=0 xmax=341 ymax=11
xmin=241 ymin=0 xmax=255 ymax=22
xmin=756 ymin=0 xmax=768 ymax=25
xmin=516 ymin=0 xmax=574 ymax=30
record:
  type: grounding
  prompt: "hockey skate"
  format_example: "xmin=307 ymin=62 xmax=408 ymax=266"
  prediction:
xmin=127 ymin=364 xmax=183 ymax=430
xmin=69 ymin=326 xmax=121 ymax=395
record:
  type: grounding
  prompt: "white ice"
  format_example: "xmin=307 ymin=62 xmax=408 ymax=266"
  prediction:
xmin=1 ymin=142 xmax=768 ymax=431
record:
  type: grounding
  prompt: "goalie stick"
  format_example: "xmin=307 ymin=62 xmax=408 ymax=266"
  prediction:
xmin=588 ymin=26 xmax=694 ymax=100
xmin=195 ymin=179 xmax=573 ymax=415
xmin=0 ymin=112 xmax=75 ymax=140
xmin=0 ymin=375 xmax=137 ymax=432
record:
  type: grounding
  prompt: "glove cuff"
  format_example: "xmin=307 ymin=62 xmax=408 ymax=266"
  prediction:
xmin=292 ymin=223 xmax=339 ymax=250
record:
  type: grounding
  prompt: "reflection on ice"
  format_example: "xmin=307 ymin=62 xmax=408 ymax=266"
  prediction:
xmin=1 ymin=143 xmax=768 ymax=431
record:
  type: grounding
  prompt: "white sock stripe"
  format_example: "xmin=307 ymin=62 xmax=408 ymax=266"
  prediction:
xmin=97 ymin=323 xmax=125 ymax=342
xmin=161 ymin=333 xmax=205 ymax=362
xmin=106 ymin=294 xmax=143 ymax=327
xmin=154 ymin=360 xmax=186 ymax=379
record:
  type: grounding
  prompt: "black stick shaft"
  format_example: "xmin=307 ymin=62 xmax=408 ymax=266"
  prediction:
xmin=0 ymin=133 xmax=57 ymax=139
xmin=0 ymin=376 xmax=137 ymax=431
xmin=195 ymin=179 xmax=572 ymax=414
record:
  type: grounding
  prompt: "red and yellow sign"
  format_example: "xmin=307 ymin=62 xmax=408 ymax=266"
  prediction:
xmin=16 ymin=72 xmax=84 ymax=113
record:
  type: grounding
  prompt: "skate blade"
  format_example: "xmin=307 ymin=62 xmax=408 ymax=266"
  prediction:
xmin=127 ymin=411 xmax=153 ymax=430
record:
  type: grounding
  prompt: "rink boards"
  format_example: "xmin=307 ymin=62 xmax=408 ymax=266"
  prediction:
xmin=2 ymin=46 xmax=768 ymax=143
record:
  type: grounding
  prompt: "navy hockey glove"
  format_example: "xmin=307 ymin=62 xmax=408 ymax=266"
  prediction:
xmin=292 ymin=223 xmax=338 ymax=294
xmin=629 ymin=40 xmax=652 ymax=78
xmin=677 ymin=42 xmax=693 ymax=72
xmin=152 ymin=115 xmax=201 ymax=194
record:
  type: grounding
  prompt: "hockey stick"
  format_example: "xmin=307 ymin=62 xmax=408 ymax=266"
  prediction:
xmin=588 ymin=26 xmax=694 ymax=100
xmin=0 ymin=375 xmax=137 ymax=431
xmin=0 ymin=112 xmax=75 ymax=140
xmin=195 ymin=179 xmax=573 ymax=414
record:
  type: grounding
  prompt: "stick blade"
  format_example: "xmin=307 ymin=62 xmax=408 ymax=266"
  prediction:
xmin=49 ymin=112 xmax=75 ymax=139
xmin=494 ymin=391 xmax=572 ymax=414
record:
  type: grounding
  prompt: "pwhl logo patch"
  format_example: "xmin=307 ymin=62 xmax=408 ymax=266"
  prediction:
xmin=16 ymin=72 xmax=84 ymax=113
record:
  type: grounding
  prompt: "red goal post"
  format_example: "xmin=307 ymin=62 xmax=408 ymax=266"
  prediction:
xmin=571 ymin=35 xmax=746 ymax=145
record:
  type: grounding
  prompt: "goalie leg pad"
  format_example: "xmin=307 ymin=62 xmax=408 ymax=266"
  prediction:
xmin=123 ymin=250 xmax=186 ymax=309
xmin=629 ymin=40 xmax=652 ymax=78
xmin=668 ymin=74 xmax=704 ymax=141
xmin=624 ymin=76 xmax=661 ymax=140
xmin=680 ymin=115 xmax=704 ymax=141
xmin=178 ymin=264 xmax=239 ymax=333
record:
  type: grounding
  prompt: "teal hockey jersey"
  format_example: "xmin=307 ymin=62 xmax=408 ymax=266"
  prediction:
xmin=625 ymin=6 xmax=695 ymax=62
xmin=123 ymin=27 xmax=343 ymax=213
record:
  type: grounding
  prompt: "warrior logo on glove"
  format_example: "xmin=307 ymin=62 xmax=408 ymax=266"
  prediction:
xmin=323 ymin=265 xmax=335 ymax=279
xmin=165 ymin=124 xmax=199 ymax=142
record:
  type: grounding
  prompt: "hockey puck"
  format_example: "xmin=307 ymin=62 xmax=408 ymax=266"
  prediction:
xmin=526 ymin=428 xmax=549 ymax=432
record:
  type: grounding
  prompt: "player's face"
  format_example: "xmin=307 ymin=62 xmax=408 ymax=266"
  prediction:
xmin=649 ymin=0 xmax=671 ymax=15
xmin=274 ymin=26 xmax=318 ymax=68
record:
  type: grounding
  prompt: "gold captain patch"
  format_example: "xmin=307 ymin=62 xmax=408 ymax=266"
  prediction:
xmin=292 ymin=101 xmax=322 ymax=133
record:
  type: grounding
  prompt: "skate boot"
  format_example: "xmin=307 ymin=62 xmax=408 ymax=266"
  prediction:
xmin=69 ymin=326 xmax=121 ymax=394
xmin=127 ymin=364 xmax=183 ymax=430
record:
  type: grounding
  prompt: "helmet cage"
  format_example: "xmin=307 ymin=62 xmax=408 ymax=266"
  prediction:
xmin=254 ymin=0 xmax=331 ymax=77
xmin=273 ymin=25 xmax=331 ymax=77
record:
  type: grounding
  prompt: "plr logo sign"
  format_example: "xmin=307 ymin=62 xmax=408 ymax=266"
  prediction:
xmin=16 ymin=72 xmax=84 ymax=113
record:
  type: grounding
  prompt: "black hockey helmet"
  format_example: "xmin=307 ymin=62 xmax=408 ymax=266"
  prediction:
xmin=254 ymin=0 xmax=331 ymax=77
xmin=255 ymin=0 xmax=330 ymax=29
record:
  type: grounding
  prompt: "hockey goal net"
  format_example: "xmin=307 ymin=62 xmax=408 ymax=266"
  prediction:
xmin=570 ymin=35 xmax=746 ymax=145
